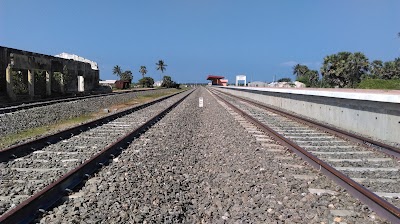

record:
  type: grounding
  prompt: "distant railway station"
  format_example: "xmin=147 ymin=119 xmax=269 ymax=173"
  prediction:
xmin=206 ymin=75 xmax=228 ymax=86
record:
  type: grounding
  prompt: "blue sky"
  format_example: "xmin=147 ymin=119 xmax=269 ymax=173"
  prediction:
xmin=1 ymin=0 xmax=399 ymax=83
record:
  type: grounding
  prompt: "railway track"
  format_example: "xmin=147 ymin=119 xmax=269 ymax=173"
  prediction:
xmin=0 ymin=88 xmax=154 ymax=114
xmin=0 ymin=88 xmax=193 ymax=223
xmin=209 ymin=88 xmax=400 ymax=223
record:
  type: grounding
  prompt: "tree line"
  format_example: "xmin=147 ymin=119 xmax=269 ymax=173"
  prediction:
xmin=112 ymin=60 xmax=178 ymax=88
xmin=292 ymin=52 xmax=400 ymax=88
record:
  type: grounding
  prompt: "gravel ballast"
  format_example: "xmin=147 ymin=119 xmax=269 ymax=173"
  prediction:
xmin=0 ymin=91 xmax=190 ymax=216
xmin=37 ymin=87 xmax=389 ymax=223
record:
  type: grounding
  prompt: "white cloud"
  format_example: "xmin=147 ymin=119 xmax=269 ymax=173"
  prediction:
xmin=280 ymin=61 xmax=298 ymax=67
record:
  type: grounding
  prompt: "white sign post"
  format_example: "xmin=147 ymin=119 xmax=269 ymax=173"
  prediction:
xmin=199 ymin=97 xmax=203 ymax=107
xmin=236 ymin=75 xmax=247 ymax=86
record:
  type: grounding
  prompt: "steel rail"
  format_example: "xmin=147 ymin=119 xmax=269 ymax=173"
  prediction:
xmin=210 ymin=89 xmax=400 ymax=223
xmin=0 ymin=89 xmax=193 ymax=224
xmin=0 ymin=90 xmax=185 ymax=162
xmin=0 ymin=88 xmax=154 ymax=114
xmin=213 ymin=88 xmax=400 ymax=158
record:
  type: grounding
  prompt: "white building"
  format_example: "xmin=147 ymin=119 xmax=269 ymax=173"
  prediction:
xmin=153 ymin=80 xmax=162 ymax=87
xmin=248 ymin=81 xmax=267 ymax=87
xmin=99 ymin=80 xmax=117 ymax=87
xmin=236 ymin=75 xmax=247 ymax=86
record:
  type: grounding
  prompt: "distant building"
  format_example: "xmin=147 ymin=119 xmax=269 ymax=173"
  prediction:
xmin=153 ymin=80 xmax=162 ymax=87
xmin=0 ymin=46 xmax=99 ymax=101
xmin=115 ymin=80 xmax=131 ymax=89
xmin=55 ymin=52 xmax=99 ymax=70
xmin=267 ymin=81 xmax=306 ymax=88
xmin=248 ymin=81 xmax=267 ymax=87
xmin=99 ymin=80 xmax=117 ymax=87
xmin=206 ymin=75 xmax=228 ymax=86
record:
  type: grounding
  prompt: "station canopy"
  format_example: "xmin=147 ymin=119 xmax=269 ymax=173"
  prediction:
xmin=207 ymin=75 xmax=225 ymax=80
xmin=206 ymin=75 xmax=227 ymax=86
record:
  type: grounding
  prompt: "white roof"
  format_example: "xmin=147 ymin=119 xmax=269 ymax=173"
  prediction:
xmin=249 ymin=81 xmax=266 ymax=84
xmin=99 ymin=80 xmax=116 ymax=84
xmin=55 ymin=52 xmax=98 ymax=70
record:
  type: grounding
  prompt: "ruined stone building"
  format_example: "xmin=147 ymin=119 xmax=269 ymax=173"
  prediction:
xmin=0 ymin=46 xmax=99 ymax=101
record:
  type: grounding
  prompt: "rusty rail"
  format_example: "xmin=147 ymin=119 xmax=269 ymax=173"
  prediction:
xmin=210 ymin=89 xmax=400 ymax=223
xmin=0 ymin=89 xmax=193 ymax=224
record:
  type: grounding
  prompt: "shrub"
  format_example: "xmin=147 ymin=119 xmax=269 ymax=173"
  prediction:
xmin=277 ymin=77 xmax=291 ymax=82
xmin=357 ymin=79 xmax=400 ymax=90
xmin=138 ymin=77 xmax=155 ymax=88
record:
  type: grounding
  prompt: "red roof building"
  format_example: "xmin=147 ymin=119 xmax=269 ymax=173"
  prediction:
xmin=207 ymin=75 xmax=228 ymax=86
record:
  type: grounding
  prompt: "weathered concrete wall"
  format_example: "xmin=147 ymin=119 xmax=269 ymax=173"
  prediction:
xmin=216 ymin=86 xmax=400 ymax=145
xmin=0 ymin=46 xmax=99 ymax=98
xmin=0 ymin=48 xmax=7 ymax=94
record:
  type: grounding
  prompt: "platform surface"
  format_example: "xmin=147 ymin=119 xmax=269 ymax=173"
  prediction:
xmin=221 ymin=86 xmax=400 ymax=103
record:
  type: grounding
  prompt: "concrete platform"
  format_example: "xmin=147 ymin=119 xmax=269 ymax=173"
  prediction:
xmin=222 ymin=86 xmax=400 ymax=103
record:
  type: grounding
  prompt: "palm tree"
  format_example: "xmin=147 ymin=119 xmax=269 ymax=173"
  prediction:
xmin=121 ymin=70 xmax=133 ymax=81
xmin=113 ymin=65 xmax=122 ymax=77
xmin=156 ymin=60 xmax=167 ymax=73
xmin=321 ymin=52 xmax=368 ymax=88
xmin=293 ymin=64 xmax=309 ymax=77
xmin=306 ymin=70 xmax=319 ymax=86
xmin=139 ymin=66 xmax=147 ymax=78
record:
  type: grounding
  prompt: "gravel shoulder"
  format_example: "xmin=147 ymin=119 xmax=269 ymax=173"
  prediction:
xmin=37 ymin=87 xmax=389 ymax=223
xmin=0 ymin=89 xmax=182 ymax=148
xmin=0 ymin=89 xmax=176 ymax=139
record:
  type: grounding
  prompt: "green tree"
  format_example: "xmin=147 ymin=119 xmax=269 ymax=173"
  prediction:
xmin=156 ymin=60 xmax=167 ymax=73
xmin=306 ymin=70 xmax=319 ymax=86
xmin=292 ymin=63 xmax=320 ymax=87
xmin=12 ymin=70 xmax=28 ymax=94
xmin=113 ymin=65 xmax=132 ymax=81
xmin=113 ymin=65 xmax=122 ymax=77
xmin=139 ymin=66 xmax=147 ymax=78
xmin=277 ymin=77 xmax=291 ymax=82
xmin=321 ymin=52 xmax=348 ymax=87
xmin=369 ymin=60 xmax=384 ymax=79
xmin=120 ymin=70 xmax=133 ymax=81
xmin=394 ymin=58 xmax=400 ymax=79
xmin=293 ymin=64 xmax=309 ymax=77
xmin=161 ymin=75 xmax=176 ymax=88
xmin=349 ymin=52 xmax=369 ymax=86
xmin=321 ymin=52 xmax=369 ymax=88
xmin=295 ymin=70 xmax=319 ymax=87
xmin=382 ymin=58 xmax=400 ymax=80
xmin=138 ymin=77 xmax=155 ymax=88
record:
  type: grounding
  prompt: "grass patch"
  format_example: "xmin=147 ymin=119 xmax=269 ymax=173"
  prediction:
xmin=0 ymin=114 xmax=94 ymax=149
xmin=135 ymin=89 xmax=185 ymax=101
xmin=358 ymin=79 xmax=400 ymax=90
xmin=0 ymin=88 xmax=187 ymax=149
